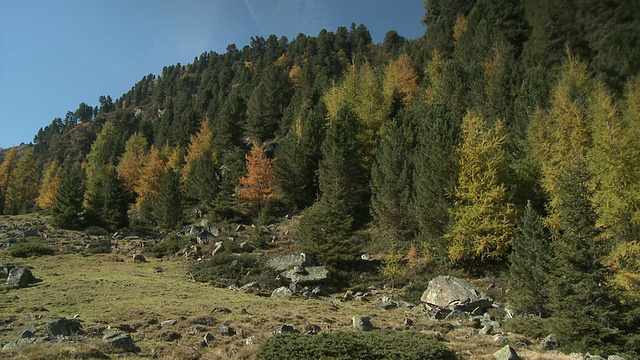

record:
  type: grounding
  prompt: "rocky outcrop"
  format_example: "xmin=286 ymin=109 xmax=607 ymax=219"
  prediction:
xmin=352 ymin=316 xmax=374 ymax=331
xmin=102 ymin=329 xmax=137 ymax=352
xmin=279 ymin=266 xmax=329 ymax=286
xmin=494 ymin=345 xmax=520 ymax=360
xmin=421 ymin=275 xmax=493 ymax=313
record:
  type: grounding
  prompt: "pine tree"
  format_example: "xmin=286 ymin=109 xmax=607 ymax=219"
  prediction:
xmin=446 ymin=112 xmax=515 ymax=265
xmin=4 ymin=148 xmax=40 ymax=214
xmin=0 ymin=147 xmax=18 ymax=214
xmin=37 ymin=159 xmax=62 ymax=210
xmin=508 ymin=201 xmax=550 ymax=316
xmin=153 ymin=167 xmax=183 ymax=229
xmin=184 ymin=148 xmax=220 ymax=207
xmin=51 ymin=165 xmax=86 ymax=230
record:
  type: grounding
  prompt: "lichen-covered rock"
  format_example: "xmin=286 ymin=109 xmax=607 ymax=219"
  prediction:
xmin=44 ymin=318 xmax=83 ymax=337
xmin=421 ymin=275 xmax=493 ymax=312
xmin=102 ymin=330 xmax=136 ymax=352
xmin=5 ymin=266 xmax=34 ymax=288
xmin=494 ymin=345 xmax=521 ymax=360
xmin=352 ymin=316 xmax=374 ymax=331
xmin=279 ymin=266 xmax=330 ymax=286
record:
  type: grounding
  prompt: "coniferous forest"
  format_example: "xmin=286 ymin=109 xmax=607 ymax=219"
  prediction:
xmin=1 ymin=0 xmax=640 ymax=356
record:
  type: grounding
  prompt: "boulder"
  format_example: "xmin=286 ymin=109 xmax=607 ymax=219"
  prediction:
xmin=240 ymin=281 xmax=263 ymax=293
xmin=45 ymin=318 xmax=83 ymax=337
xmin=132 ymin=254 xmax=146 ymax=263
xmin=102 ymin=330 xmax=136 ymax=352
xmin=421 ymin=275 xmax=493 ymax=312
xmin=273 ymin=325 xmax=299 ymax=334
xmin=0 ymin=264 xmax=16 ymax=280
xmin=203 ymin=332 xmax=215 ymax=347
xmin=5 ymin=267 xmax=34 ymax=288
xmin=2 ymin=337 xmax=40 ymax=350
xmin=279 ymin=266 xmax=330 ymax=286
xmin=608 ymin=356 xmax=626 ymax=360
xmin=494 ymin=345 xmax=521 ymax=360
xmin=211 ymin=241 xmax=224 ymax=257
xmin=352 ymin=316 xmax=374 ymax=331
xmin=265 ymin=253 xmax=315 ymax=273
xmin=270 ymin=286 xmax=293 ymax=298
xmin=540 ymin=334 xmax=557 ymax=350
xmin=160 ymin=319 xmax=178 ymax=328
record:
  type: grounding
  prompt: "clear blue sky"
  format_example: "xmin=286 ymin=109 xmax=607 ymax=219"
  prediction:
xmin=0 ymin=0 xmax=426 ymax=149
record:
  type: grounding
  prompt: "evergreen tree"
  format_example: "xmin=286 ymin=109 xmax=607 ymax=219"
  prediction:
xmin=318 ymin=106 xmax=369 ymax=224
xmin=153 ymin=167 xmax=183 ymax=229
xmin=370 ymin=111 xmax=416 ymax=244
xmin=86 ymin=167 xmax=129 ymax=229
xmin=51 ymin=165 xmax=86 ymax=230
xmin=446 ymin=112 xmax=515 ymax=265
xmin=184 ymin=148 xmax=220 ymax=208
xmin=4 ymin=148 xmax=40 ymax=214
xmin=182 ymin=118 xmax=214 ymax=182
xmin=508 ymin=201 xmax=550 ymax=316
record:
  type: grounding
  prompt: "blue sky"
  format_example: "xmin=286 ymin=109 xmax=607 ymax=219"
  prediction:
xmin=0 ymin=0 xmax=426 ymax=149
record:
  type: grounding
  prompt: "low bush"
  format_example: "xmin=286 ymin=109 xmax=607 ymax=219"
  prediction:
xmin=144 ymin=234 xmax=191 ymax=258
xmin=8 ymin=238 xmax=55 ymax=258
xmin=258 ymin=329 xmax=456 ymax=360
xmin=187 ymin=252 xmax=277 ymax=289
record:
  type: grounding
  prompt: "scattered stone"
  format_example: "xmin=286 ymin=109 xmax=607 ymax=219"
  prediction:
xmin=273 ymin=325 xmax=299 ymax=334
xmin=584 ymin=355 xmax=605 ymax=360
xmin=352 ymin=316 xmax=374 ymax=331
xmin=403 ymin=318 xmax=414 ymax=327
xmin=5 ymin=266 xmax=34 ymax=287
xmin=22 ymin=228 xmax=38 ymax=237
xmin=203 ymin=333 xmax=215 ymax=347
xmin=494 ymin=345 xmax=521 ymax=360
xmin=185 ymin=327 xmax=199 ymax=335
xmin=211 ymin=242 xmax=224 ymax=257
xmin=280 ymin=266 xmax=330 ymax=286
xmin=265 ymin=253 xmax=315 ymax=272
xmin=132 ymin=254 xmax=146 ymax=263
xmin=305 ymin=324 xmax=321 ymax=335
xmin=217 ymin=325 xmax=233 ymax=336
xmin=2 ymin=337 xmax=40 ymax=350
xmin=361 ymin=253 xmax=371 ymax=261
xmin=240 ymin=281 xmax=263 ymax=293
xmin=102 ymin=329 xmax=136 ymax=352
xmin=160 ymin=319 xmax=178 ymax=328
xmin=493 ymin=334 xmax=509 ymax=344
xmin=540 ymin=334 xmax=558 ymax=350
xmin=160 ymin=331 xmax=181 ymax=342
xmin=0 ymin=264 xmax=16 ymax=279
xmin=17 ymin=325 xmax=37 ymax=338
xmin=343 ymin=290 xmax=354 ymax=301
xmin=235 ymin=328 xmax=244 ymax=337
xmin=270 ymin=286 xmax=293 ymax=298
xmin=421 ymin=275 xmax=493 ymax=313
xmin=608 ymin=356 xmax=626 ymax=360
xmin=212 ymin=307 xmax=232 ymax=314
xmin=45 ymin=318 xmax=83 ymax=337
xmin=189 ymin=317 xmax=214 ymax=326
xmin=374 ymin=301 xmax=398 ymax=310
xmin=479 ymin=324 xmax=494 ymax=335
xmin=237 ymin=241 xmax=254 ymax=253
xmin=245 ymin=336 xmax=256 ymax=345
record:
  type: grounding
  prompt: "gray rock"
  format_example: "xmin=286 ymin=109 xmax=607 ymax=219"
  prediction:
xmin=186 ymin=327 xmax=199 ymax=335
xmin=44 ymin=318 xmax=83 ymax=337
xmin=2 ymin=337 xmax=40 ymax=349
xmin=273 ymin=325 xmax=299 ymax=334
xmin=352 ymin=316 xmax=374 ymax=331
xmin=5 ymin=266 xmax=34 ymax=287
xmin=279 ymin=266 xmax=330 ymax=286
xmin=203 ymin=332 xmax=215 ymax=347
xmin=102 ymin=330 xmax=136 ymax=352
xmin=421 ymin=275 xmax=493 ymax=312
xmin=0 ymin=264 xmax=16 ymax=279
xmin=132 ymin=254 xmax=146 ymax=262
xmin=160 ymin=319 xmax=178 ymax=328
xmin=237 ymin=241 xmax=254 ymax=253
xmin=585 ymin=354 xmax=605 ymax=360
xmin=211 ymin=241 xmax=224 ymax=257
xmin=215 ymin=278 xmax=239 ymax=287
xmin=479 ymin=324 xmax=494 ymax=335
xmin=266 ymin=253 xmax=315 ymax=272
xmin=608 ymin=356 xmax=626 ymax=360
xmin=374 ymin=301 xmax=398 ymax=310
xmin=17 ymin=325 xmax=37 ymax=338
xmin=271 ymin=286 xmax=293 ymax=298
xmin=494 ymin=345 xmax=521 ymax=360
xmin=240 ymin=281 xmax=263 ymax=293
xmin=217 ymin=325 xmax=234 ymax=336
xmin=22 ymin=228 xmax=38 ymax=237
xmin=540 ymin=334 xmax=558 ymax=350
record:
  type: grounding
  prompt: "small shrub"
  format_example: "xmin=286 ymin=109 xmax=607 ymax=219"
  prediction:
xmin=144 ymin=234 xmax=191 ymax=258
xmin=9 ymin=238 xmax=55 ymax=258
xmin=187 ymin=253 xmax=276 ymax=289
xmin=258 ymin=330 xmax=456 ymax=360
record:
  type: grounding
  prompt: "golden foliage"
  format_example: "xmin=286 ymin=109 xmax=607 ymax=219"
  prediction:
xmin=182 ymin=118 xmax=214 ymax=181
xmin=453 ymin=14 xmax=468 ymax=42
xmin=424 ymin=50 xmax=446 ymax=106
xmin=135 ymin=146 xmax=166 ymax=208
xmin=237 ymin=142 xmax=278 ymax=205
xmin=0 ymin=147 xmax=18 ymax=213
xmin=117 ymin=132 xmax=149 ymax=194
xmin=36 ymin=159 xmax=62 ymax=210
xmin=383 ymin=54 xmax=419 ymax=105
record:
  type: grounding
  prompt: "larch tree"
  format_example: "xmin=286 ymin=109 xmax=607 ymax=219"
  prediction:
xmin=37 ymin=159 xmax=62 ymax=210
xmin=182 ymin=118 xmax=214 ymax=182
xmin=134 ymin=146 xmax=166 ymax=209
xmin=446 ymin=112 xmax=515 ymax=265
xmin=4 ymin=148 xmax=40 ymax=214
xmin=117 ymin=132 xmax=149 ymax=197
xmin=236 ymin=141 xmax=278 ymax=213
xmin=383 ymin=53 xmax=419 ymax=106
xmin=0 ymin=147 xmax=18 ymax=214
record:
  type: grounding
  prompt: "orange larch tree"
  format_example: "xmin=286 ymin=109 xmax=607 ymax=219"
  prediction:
xmin=237 ymin=142 xmax=278 ymax=212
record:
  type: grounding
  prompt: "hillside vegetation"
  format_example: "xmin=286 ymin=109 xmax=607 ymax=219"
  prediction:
xmin=1 ymin=0 xmax=640 ymax=358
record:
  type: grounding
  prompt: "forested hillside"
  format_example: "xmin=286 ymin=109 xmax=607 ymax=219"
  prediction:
xmin=1 ymin=0 xmax=640 ymax=355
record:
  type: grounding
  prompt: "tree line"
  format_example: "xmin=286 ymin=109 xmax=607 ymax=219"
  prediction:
xmin=0 ymin=0 xmax=639 ymax=354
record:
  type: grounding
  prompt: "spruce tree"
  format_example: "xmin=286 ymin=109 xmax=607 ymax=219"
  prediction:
xmin=370 ymin=111 xmax=416 ymax=244
xmin=184 ymin=148 xmax=220 ymax=208
xmin=86 ymin=168 xmax=129 ymax=229
xmin=153 ymin=167 xmax=183 ymax=229
xmin=508 ymin=201 xmax=550 ymax=316
xmin=51 ymin=165 xmax=86 ymax=230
